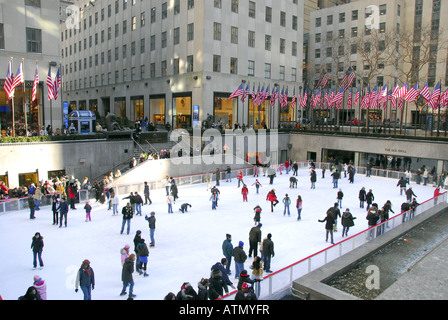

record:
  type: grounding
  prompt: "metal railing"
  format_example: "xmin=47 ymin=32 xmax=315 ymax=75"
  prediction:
xmin=221 ymin=190 xmax=448 ymax=300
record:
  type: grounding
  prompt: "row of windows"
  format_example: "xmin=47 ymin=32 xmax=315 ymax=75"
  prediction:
xmin=65 ymin=58 xmax=298 ymax=92
xmin=314 ymin=4 xmax=400 ymax=28
xmin=62 ymin=2 xmax=298 ymax=42
xmin=314 ymin=22 xmax=390 ymax=43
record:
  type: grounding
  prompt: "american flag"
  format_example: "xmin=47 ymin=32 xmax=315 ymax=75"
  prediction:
xmin=32 ymin=63 xmax=39 ymax=102
xmin=11 ymin=62 xmax=24 ymax=91
xmin=404 ymin=83 xmax=419 ymax=103
xmin=251 ymin=84 xmax=256 ymax=106
xmin=397 ymin=83 xmax=407 ymax=99
xmin=388 ymin=89 xmax=397 ymax=109
xmin=254 ymin=84 xmax=262 ymax=106
xmin=428 ymin=81 xmax=441 ymax=109
xmin=317 ymin=72 xmax=330 ymax=89
xmin=280 ymin=87 xmax=289 ymax=108
xmin=290 ymin=88 xmax=296 ymax=109
xmin=4 ymin=60 xmax=14 ymax=99
xmin=332 ymin=86 xmax=344 ymax=106
xmin=324 ymin=89 xmax=331 ymax=107
xmin=391 ymin=83 xmax=400 ymax=99
xmin=370 ymin=85 xmax=378 ymax=108
xmin=420 ymin=82 xmax=430 ymax=101
xmin=53 ymin=67 xmax=62 ymax=100
xmin=339 ymin=67 xmax=355 ymax=91
xmin=270 ymin=86 xmax=278 ymax=107
xmin=300 ymin=89 xmax=308 ymax=107
xmin=354 ymin=87 xmax=360 ymax=106
xmin=378 ymin=84 xmax=388 ymax=105
xmin=440 ymin=89 xmax=448 ymax=107
xmin=46 ymin=66 xmax=55 ymax=101
xmin=229 ymin=83 xmax=244 ymax=99
xmin=262 ymin=85 xmax=270 ymax=105
xmin=241 ymin=82 xmax=249 ymax=103
xmin=361 ymin=89 xmax=370 ymax=109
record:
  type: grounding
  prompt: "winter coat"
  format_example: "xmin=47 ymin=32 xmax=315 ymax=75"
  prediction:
xmin=208 ymin=271 xmax=229 ymax=300
xmin=262 ymin=238 xmax=275 ymax=258
xmin=282 ymin=196 xmax=291 ymax=206
xmin=406 ymin=188 xmax=416 ymax=201
xmin=310 ymin=171 xmax=317 ymax=182
xmin=145 ymin=215 xmax=156 ymax=229
xmin=235 ymin=289 xmax=258 ymax=300
xmin=28 ymin=197 xmax=36 ymax=208
xmin=137 ymin=241 xmax=149 ymax=263
xmin=337 ymin=191 xmax=344 ymax=200
xmin=249 ymin=226 xmax=262 ymax=243
xmin=122 ymin=205 xmax=133 ymax=220
xmin=31 ymin=236 xmax=44 ymax=253
xmin=232 ymin=246 xmax=247 ymax=264
xmin=366 ymin=208 xmax=380 ymax=226
xmin=59 ymin=201 xmax=69 ymax=214
xmin=122 ymin=257 xmax=134 ymax=283
xmin=397 ymin=178 xmax=407 ymax=188
xmin=366 ymin=191 xmax=374 ymax=204
xmin=266 ymin=191 xmax=277 ymax=202
xmin=197 ymin=281 xmax=209 ymax=300
xmin=319 ymin=215 xmax=335 ymax=230
xmin=75 ymin=266 xmax=95 ymax=289
xmin=18 ymin=286 xmax=42 ymax=300
xmin=241 ymin=186 xmax=249 ymax=195
xmin=222 ymin=239 xmax=233 ymax=258
xmin=210 ymin=262 xmax=233 ymax=287
xmin=341 ymin=211 xmax=356 ymax=227
xmin=33 ymin=279 xmax=47 ymax=300
xmin=120 ymin=248 xmax=130 ymax=266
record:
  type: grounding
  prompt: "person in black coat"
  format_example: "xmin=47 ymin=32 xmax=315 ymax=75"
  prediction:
xmin=208 ymin=269 xmax=229 ymax=300
xmin=341 ymin=208 xmax=356 ymax=237
xmin=366 ymin=189 xmax=374 ymax=210
xmin=310 ymin=169 xmax=317 ymax=189
xmin=170 ymin=179 xmax=179 ymax=202
xmin=359 ymin=187 xmax=366 ymax=208
xmin=18 ymin=286 xmax=42 ymax=300
xmin=120 ymin=254 xmax=136 ymax=299
xmin=28 ymin=195 xmax=36 ymax=219
xmin=318 ymin=209 xmax=336 ymax=244
xmin=120 ymin=203 xmax=133 ymax=235
xmin=31 ymin=232 xmax=44 ymax=270
xmin=235 ymin=282 xmax=257 ymax=300
xmin=59 ymin=197 xmax=69 ymax=228
xmin=397 ymin=177 xmax=407 ymax=195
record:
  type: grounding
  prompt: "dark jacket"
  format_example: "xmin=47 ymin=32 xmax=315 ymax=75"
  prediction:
xmin=319 ymin=215 xmax=335 ymax=230
xmin=232 ymin=246 xmax=247 ymax=264
xmin=145 ymin=215 xmax=156 ymax=229
xmin=28 ymin=197 xmax=36 ymax=208
xmin=366 ymin=209 xmax=380 ymax=226
xmin=31 ymin=236 xmax=44 ymax=253
xmin=222 ymin=239 xmax=233 ymax=258
xmin=341 ymin=211 xmax=356 ymax=227
xmin=210 ymin=262 xmax=233 ymax=287
xmin=208 ymin=271 xmax=229 ymax=300
xmin=59 ymin=201 xmax=69 ymax=214
xmin=122 ymin=205 xmax=133 ymax=220
xmin=122 ymin=257 xmax=134 ymax=283
xmin=235 ymin=289 xmax=257 ymax=300
xmin=262 ymin=238 xmax=275 ymax=258
xmin=359 ymin=189 xmax=366 ymax=201
xmin=249 ymin=226 xmax=262 ymax=243
xmin=366 ymin=191 xmax=374 ymax=204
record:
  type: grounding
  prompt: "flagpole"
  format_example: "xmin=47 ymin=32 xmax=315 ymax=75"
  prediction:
xmin=10 ymin=57 xmax=16 ymax=137
xmin=22 ymin=58 xmax=28 ymax=136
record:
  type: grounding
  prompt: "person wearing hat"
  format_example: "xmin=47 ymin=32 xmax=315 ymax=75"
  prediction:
xmin=222 ymin=234 xmax=233 ymax=275
xmin=33 ymin=275 xmax=47 ymax=300
xmin=341 ymin=208 xmax=356 ymax=237
xmin=75 ymin=259 xmax=95 ymax=300
xmin=121 ymin=244 xmax=131 ymax=266
xmin=121 ymin=202 xmax=133 ymax=235
xmin=235 ymin=282 xmax=257 ymax=300
xmin=232 ymin=241 xmax=247 ymax=279
xmin=208 ymin=269 xmax=229 ymax=300
xmin=120 ymin=254 xmax=136 ymax=299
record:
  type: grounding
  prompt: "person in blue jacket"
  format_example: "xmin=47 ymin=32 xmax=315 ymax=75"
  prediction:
xmin=75 ymin=259 xmax=95 ymax=300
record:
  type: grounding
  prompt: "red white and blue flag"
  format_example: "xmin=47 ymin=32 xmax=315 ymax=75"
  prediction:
xmin=404 ymin=83 xmax=419 ymax=103
xmin=32 ymin=63 xmax=39 ymax=102
xmin=11 ymin=61 xmax=24 ymax=92
xmin=46 ymin=66 xmax=55 ymax=101
xmin=53 ymin=67 xmax=62 ymax=100
xmin=428 ymin=81 xmax=441 ymax=109
xmin=229 ymin=83 xmax=244 ymax=99
xmin=4 ymin=60 xmax=14 ymax=99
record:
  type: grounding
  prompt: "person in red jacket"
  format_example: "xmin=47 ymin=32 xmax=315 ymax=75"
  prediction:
xmin=68 ymin=183 xmax=77 ymax=210
xmin=434 ymin=186 xmax=441 ymax=205
xmin=241 ymin=184 xmax=249 ymax=202
xmin=266 ymin=189 xmax=279 ymax=212
xmin=285 ymin=161 xmax=290 ymax=174
xmin=237 ymin=170 xmax=244 ymax=188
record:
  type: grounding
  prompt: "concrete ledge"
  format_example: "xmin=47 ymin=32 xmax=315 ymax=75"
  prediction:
xmin=292 ymin=202 xmax=448 ymax=300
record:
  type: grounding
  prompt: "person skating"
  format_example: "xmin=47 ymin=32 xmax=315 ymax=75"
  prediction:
xmin=232 ymin=241 xmax=247 ymax=279
xmin=28 ymin=195 xmax=36 ymax=219
xmin=59 ymin=197 xmax=69 ymax=228
xmin=250 ymin=256 xmax=263 ymax=297
xmin=120 ymin=254 xmax=136 ymax=299
xmin=318 ymin=209 xmax=336 ymax=244
xmin=266 ymin=189 xmax=279 ymax=212
xmin=330 ymin=203 xmax=341 ymax=232
xmin=406 ymin=187 xmax=417 ymax=203
xmin=310 ymin=169 xmax=317 ymax=189
xmin=397 ymin=177 xmax=407 ymax=195
xmin=120 ymin=244 xmax=130 ymax=266
xmin=31 ymin=232 xmax=44 ymax=270
xmin=134 ymin=192 xmax=143 ymax=216
xmin=136 ymin=239 xmax=149 ymax=277
xmin=170 ymin=179 xmax=179 ymax=202
xmin=145 ymin=212 xmax=156 ymax=247
xmin=208 ymin=269 xmax=229 ymax=300
xmin=253 ymin=205 xmax=262 ymax=225
xmin=210 ymin=189 xmax=219 ymax=210
xmin=262 ymin=233 xmax=274 ymax=273
xmin=337 ymin=189 xmax=344 ymax=208
xmin=75 ymin=259 xmax=95 ymax=300
xmin=121 ymin=202 xmax=133 ymax=235
xmin=51 ymin=196 xmax=60 ymax=225
xmin=222 ymin=234 xmax=233 ymax=276
xmin=210 ymin=258 xmax=236 ymax=291
xmin=167 ymin=193 xmax=174 ymax=213
xmin=248 ymin=223 xmax=262 ymax=258
xmin=341 ymin=208 xmax=356 ymax=237
xmin=282 ymin=193 xmax=291 ymax=216
xmin=331 ymin=170 xmax=340 ymax=189
xmin=252 ymin=179 xmax=262 ymax=194
xmin=33 ymin=275 xmax=47 ymax=300
xmin=122 ymin=192 xmax=136 ymax=214
xmin=359 ymin=187 xmax=366 ymax=208
xmin=18 ymin=286 xmax=42 ymax=300
xmin=237 ymin=170 xmax=244 ymax=187
xmin=143 ymin=181 xmax=152 ymax=205
xmin=179 ymin=203 xmax=192 ymax=213
xmin=84 ymin=201 xmax=92 ymax=222
xmin=366 ymin=189 xmax=375 ymax=210
xmin=237 ymin=181 xmax=247 ymax=201
xmin=133 ymin=230 xmax=142 ymax=273
xmin=296 ymin=195 xmax=303 ymax=220
xmin=366 ymin=206 xmax=380 ymax=240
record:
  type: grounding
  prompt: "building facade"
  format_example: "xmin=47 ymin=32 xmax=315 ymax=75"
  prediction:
xmin=60 ymin=0 xmax=304 ymax=130
xmin=307 ymin=0 xmax=447 ymax=127
xmin=0 ymin=0 xmax=62 ymax=136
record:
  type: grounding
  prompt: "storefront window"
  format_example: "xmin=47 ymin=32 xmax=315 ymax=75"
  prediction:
xmin=174 ymin=95 xmax=191 ymax=129
xmin=214 ymin=93 xmax=236 ymax=129
xmin=149 ymin=96 xmax=165 ymax=125
xmin=131 ymin=96 xmax=144 ymax=121
xmin=114 ymin=97 xmax=126 ymax=119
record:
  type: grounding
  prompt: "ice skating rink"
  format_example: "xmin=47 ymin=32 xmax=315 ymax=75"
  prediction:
xmin=0 ymin=167 xmax=436 ymax=300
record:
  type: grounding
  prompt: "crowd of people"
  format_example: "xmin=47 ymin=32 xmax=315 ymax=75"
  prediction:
xmin=6 ymin=155 xmax=446 ymax=301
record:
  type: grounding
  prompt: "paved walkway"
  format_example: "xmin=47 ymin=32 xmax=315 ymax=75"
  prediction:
xmin=377 ymin=236 xmax=448 ymax=300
